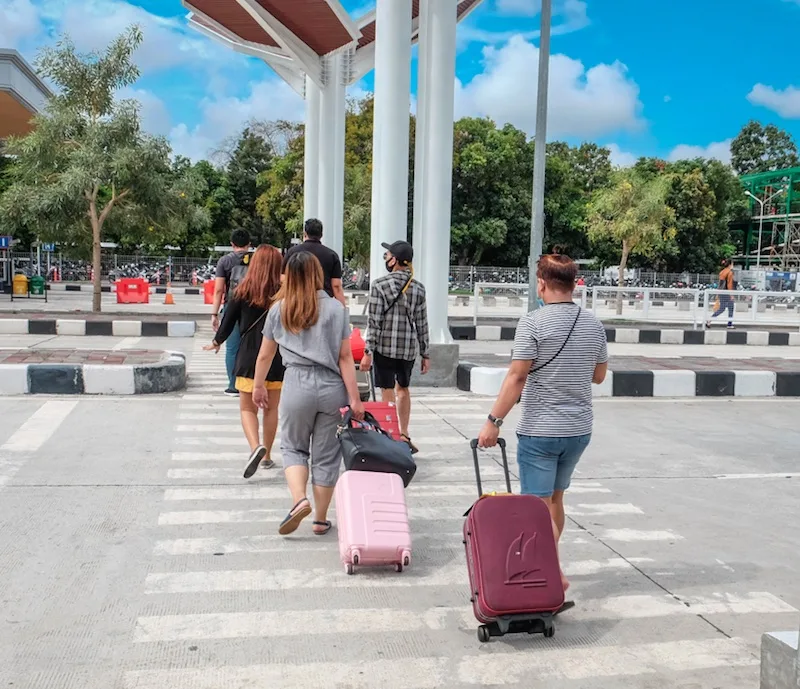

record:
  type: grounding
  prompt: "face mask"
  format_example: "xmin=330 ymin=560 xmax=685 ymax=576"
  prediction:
xmin=385 ymin=260 xmax=394 ymax=273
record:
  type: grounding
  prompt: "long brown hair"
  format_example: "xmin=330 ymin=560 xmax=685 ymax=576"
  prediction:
xmin=234 ymin=244 xmax=282 ymax=309
xmin=275 ymin=251 xmax=324 ymax=334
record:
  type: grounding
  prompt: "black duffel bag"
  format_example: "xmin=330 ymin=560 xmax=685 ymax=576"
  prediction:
xmin=336 ymin=409 xmax=417 ymax=487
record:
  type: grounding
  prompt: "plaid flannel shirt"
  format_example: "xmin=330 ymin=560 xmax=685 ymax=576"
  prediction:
xmin=365 ymin=270 xmax=430 ymax=361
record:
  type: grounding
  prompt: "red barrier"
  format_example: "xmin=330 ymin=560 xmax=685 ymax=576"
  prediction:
xmin=351 ymin=327 xmax=365 ymax=361
xmin=116 ymin=278 xmax=150 ymax=304
xmin=203 ymin=279 xmax=217 ymax=305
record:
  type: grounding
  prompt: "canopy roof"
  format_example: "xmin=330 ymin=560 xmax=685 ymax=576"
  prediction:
xmin=185 ymin=0 xmax=484 ymax=93
xmin=0 ymin=49 xmax=51 ymax=139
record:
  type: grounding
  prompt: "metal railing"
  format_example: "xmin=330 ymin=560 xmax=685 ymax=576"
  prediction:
xmin=466 ymin=282 xmax=800 ymax=329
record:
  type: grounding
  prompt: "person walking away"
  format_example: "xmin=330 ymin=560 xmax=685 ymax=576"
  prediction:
xmin=204 ymin=245 xmax=285 ymax=479
xmin=282 ymin=218 xmax=346 ymax=306
xmin=359 ymin=240 xmax=430 ymax=454
xmin=476 ymin=254 xmax=608 ymax=593
xmin=706 ymin=258 xmax=735 ymax=329
xmin=253 ymin=252 xmax=365 ymax=536
xmin=212 ymin=228 xmax=252 ymax=395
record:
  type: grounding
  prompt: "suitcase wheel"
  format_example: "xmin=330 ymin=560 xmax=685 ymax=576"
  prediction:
xmin=352 ymin=551 xmax=360 ymax=565
xmin=394 ymin=563 xmax=403 ymax=573
xmin=477 ymin=625 xmax=491 ymax=643
xmin=543 ymin=625 xmax=555 ymax=638
xmin=345 ymin=563 xmax=355 ymax=575
xmin=402 ymin=551 xmax=411 ymax=567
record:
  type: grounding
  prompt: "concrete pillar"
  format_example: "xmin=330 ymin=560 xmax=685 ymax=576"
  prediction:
xmin=411 ymin=2 xmax=431 ymax=282
xmin=418 ymin=0 xmax=457 ymax=344
xmin=369 ymin=0 xmax=412 ymax=284
xmin=331 ymin=53 xmax=347 ymax=263
xmin=303 ymin=75 xmax=321 ymax=222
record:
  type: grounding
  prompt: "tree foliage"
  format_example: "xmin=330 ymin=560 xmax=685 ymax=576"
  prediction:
xmin=730 ymin=120 xmax=799 ymax=176
xmin=0 ymin=26 xmax=206 ymax=310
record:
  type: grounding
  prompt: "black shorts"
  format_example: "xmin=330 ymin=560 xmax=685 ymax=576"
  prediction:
xmin=373 ymin=351 xmax=415 ymax=390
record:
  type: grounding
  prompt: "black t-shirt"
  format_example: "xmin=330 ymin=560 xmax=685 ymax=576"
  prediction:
xmin=283 ymin=239 xmax=342 ymax=297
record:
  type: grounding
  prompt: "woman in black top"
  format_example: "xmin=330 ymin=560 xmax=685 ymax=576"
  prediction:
xmin=205 ymin=244 xmax=284 ymax=479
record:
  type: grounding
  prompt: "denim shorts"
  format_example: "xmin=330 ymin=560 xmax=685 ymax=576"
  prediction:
xmin=517 ymin=434 xmax=592 ymax=497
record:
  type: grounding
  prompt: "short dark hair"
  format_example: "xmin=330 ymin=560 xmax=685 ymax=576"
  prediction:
xmin=230 ymin=229 xmax=250 ymax=248
xmin=304 ymin=218 xmax=323 ymax=239
xmin=537 ymin=254 xmax=577 ymax=292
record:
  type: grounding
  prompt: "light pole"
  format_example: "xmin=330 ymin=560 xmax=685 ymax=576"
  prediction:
xmin=745 ymin=188 xmax=784 ymax=268
xmin=527 ymin=0 xmax=552 ymax=312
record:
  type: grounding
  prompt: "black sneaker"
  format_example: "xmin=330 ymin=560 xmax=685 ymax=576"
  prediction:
xmin=244 ymin=445 xmax=267 ymax=479
xmin=224 ymin=388 xmax=239 ymax=396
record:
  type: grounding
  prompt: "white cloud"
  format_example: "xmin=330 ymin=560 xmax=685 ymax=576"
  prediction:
xmin=747 ymin=83 xmax=800 ymax=118
xmin=474 ymin=0 xmax=588 ymax=41
xmin=454 ymin=35 xmax=644 ymax=138
xmin=119 ymin=87 xmax=171 ymax=136
xmin=667 ymin=139 xmax=732 ymax=164
xmin=606 ymin=143 xmax=638 ymax=168
xmin=170 ymin=79 xmax=304 ymax=161
xmin=0 ymin=0 xmax=41 ymax=47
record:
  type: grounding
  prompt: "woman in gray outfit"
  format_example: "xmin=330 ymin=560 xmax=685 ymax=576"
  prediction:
xmin=253 ymin=252 xmax=365 ymax=536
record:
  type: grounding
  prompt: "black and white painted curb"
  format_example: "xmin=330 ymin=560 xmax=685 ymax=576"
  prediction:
xmin=0 ymin=319 xmax=195 ymax=336
xmin=45 ymin=283 xmax=203 ymax=295
xmin=450 ymin=324 xmax=800 ymax=345
xmin=457 ymin=363 xmax=800 ymax=398
xmin=0 ymin=352 xmax=186 ymax=395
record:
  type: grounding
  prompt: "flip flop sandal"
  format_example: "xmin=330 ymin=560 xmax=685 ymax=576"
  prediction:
xmin=401 ymin=434 xmax=419 ymax=455
xmin=243 ymin=446 xmax=267 ymax=479
xmin=278 ymin=498 xmax=311 ymax=535
xmin=312 ymin=520 xmax=332 ymax=535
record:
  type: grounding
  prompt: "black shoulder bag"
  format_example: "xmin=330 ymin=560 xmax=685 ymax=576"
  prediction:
xmin=529 ymin=306 xmax=582 ymax=375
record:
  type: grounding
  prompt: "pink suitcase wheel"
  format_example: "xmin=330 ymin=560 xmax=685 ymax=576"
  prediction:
xmin=345 ymin=563 xmax=355 ymax=575
xmin=394 ymin=562 xmax=403 ymax=573
xmin=402 ymin=551 xmax=411 ymax=567
xmin=352 ymin=550 xmax=360 ymax=565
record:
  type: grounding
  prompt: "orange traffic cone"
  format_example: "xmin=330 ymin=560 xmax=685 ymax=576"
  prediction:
xmin=164 ymin=282 xmax=175 ymax=305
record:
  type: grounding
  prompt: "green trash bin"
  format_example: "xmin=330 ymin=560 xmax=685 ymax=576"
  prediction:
xmin=29 ymin=275 xmax=46 ymax=296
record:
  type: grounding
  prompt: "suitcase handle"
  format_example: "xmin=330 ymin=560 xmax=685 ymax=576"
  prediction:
xmin=469 ymin=438 xmax=511 ymax=497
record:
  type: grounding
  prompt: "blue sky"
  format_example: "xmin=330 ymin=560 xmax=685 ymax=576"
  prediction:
xmin=3 ymin=0 xmax=800 ymax=165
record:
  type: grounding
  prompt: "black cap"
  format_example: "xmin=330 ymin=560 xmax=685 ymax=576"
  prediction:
xmin=381 ymin=240 xmax=413 ymax=265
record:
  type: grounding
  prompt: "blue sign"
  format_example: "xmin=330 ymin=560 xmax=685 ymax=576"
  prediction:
xmin=0 ymin=236 xmax=11 ymax=249
xmin=41 ymin=243 xmax=55 ymax=252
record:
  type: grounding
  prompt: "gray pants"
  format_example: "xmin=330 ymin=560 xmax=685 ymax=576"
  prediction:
xmin=279 ymin=365 xmax=348 ymax=487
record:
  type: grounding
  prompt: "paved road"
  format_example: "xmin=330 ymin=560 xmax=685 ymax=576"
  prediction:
xmin=1 ymin=336 xmax=799 ymax=687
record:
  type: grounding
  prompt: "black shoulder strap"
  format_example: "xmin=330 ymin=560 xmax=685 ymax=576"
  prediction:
xmin=382 ymin=275 xmax=413 ymax=316
xmin=529 ymin=306 xmax=581 ymax=375
xmin=241 ymin=308 xmax=269 ymax=338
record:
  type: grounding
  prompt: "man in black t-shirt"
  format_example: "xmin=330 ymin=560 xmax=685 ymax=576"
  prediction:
xmin=282 ymin=218 xmax=345 ymax=306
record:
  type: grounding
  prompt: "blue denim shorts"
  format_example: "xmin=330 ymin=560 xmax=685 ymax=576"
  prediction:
xmin=517 ymin=434 xmax=592 ymax=497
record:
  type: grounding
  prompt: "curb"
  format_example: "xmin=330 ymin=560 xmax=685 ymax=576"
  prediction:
xmin=456 ymin=363 xmax=800 ymax=398
xmin=0 ymin=352 xmax=186 ymax=395
xmin=0 ymin=319 xmax=196 ymax=337
xmin=449 ymin=325 xmax=800 ymax=345
xmin=45 ymin=284 xmax=202 ymax=295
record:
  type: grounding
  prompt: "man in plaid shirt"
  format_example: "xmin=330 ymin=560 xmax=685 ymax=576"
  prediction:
xmin=360 ymin=240 xmax=430 ymax=454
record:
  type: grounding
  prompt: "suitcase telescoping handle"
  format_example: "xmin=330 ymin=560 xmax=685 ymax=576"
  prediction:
xmin=469 ymin=438 xmax=512 ymax=497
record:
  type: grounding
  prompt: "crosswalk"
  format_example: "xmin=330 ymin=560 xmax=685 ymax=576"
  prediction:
xmin=124 ymin=329 xmax=796 ymax=688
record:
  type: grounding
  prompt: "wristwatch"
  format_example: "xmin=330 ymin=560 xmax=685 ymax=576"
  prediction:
xmin=488 ymin=414 xmax=503 ymax=427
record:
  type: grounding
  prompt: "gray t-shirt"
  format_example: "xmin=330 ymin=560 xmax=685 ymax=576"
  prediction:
xmin=263 ymin=291 xmax=350 ymax=374
xmin=512 ymin=303 xmax=608 ymax=438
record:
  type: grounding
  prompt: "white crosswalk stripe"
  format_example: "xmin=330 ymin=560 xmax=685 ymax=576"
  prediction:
xmin=119 ymin=343 xmax=795 ymax=689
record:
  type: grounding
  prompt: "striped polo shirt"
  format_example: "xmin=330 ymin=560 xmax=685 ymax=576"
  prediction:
xmin=512 ymin=303 xmax=608 ymax=438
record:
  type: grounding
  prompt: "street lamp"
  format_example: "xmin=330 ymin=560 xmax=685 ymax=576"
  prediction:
xmin=745 ymin=188 xmax=785 ymax=268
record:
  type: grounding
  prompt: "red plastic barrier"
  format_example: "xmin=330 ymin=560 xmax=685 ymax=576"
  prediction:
xmin=116 ymin=278 xmax=150 ymax=304
xmin=351 ymin=327 xmax=365 ymax=361
xmin=203 ymin=279 xmax=217 ymax=305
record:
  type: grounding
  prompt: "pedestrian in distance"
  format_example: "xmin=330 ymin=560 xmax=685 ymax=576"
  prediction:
xmin=204 ymin=245 xmax=285 ymax=479
xmin=252 ymin=251 xmax=365 ymax=536
xmin=706 ymin=258 xmax=736 ymax=329
xmin=477 ymin=253 xmax=608 ymax=593
xmin=360 ymin=240 xmax=430 ymax=454
xmin=282 ymin=218 xmax=346 ymax=306
xmin=211 ymin=228 xmax=252 ymax=396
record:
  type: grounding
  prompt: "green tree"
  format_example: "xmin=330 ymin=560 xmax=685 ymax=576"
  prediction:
xmin=730 ymin=120 xmax=799 ymax=176
xmin=586 ymin=170 xmax=675 ymax=313
xmin=0 ymin=27 xmax=205 ymax=310
xmin=227 ymin=128 xmax=274 ymax=243
xmin=343 ymin=163 xmax=371 ymax=284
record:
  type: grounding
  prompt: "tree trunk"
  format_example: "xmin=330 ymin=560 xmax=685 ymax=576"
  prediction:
xmin=616 ymin=240 xmax=630 ymax=316
xmin=91 ymin=218 xmax=102 ymax=313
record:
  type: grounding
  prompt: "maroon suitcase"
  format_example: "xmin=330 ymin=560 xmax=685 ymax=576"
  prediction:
xmin=464 ymin=438 xmax=566 ymax=642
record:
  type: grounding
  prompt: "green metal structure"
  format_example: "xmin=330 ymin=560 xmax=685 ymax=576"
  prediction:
xmin=739 ymin=166 xmax=800 ymax=269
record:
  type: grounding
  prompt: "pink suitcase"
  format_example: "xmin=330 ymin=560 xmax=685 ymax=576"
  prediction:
xmin=334 ymin=470 xmax=412 ymax=575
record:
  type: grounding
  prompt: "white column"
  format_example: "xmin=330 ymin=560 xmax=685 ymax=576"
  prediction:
xmin=331 ymin=52 xmax=347 ymax=262
xmin=303 ymin=76 xmax=321 ymax=222
xmin=370 ymin=0 xmax=412 ymax=284
xmin=412 ymin=1 xmax=431 ymax=281
xmin=317 ymin=57 xmax=337 ymax=251
xmin=419 ymin=0 xmax=457 ymax=344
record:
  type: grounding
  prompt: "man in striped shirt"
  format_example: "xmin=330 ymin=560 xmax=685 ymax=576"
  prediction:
xmin=478 ymin=254 xmax=608 ymax=591
xmin=360 ymin=240 xmax=430 ymax=454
